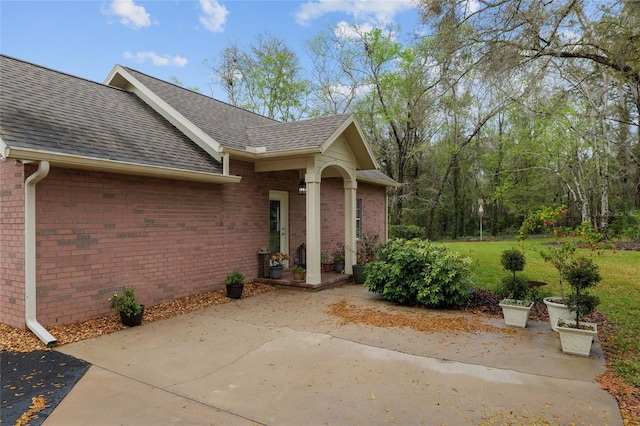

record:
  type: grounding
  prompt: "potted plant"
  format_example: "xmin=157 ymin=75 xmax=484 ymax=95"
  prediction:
xmin=517 ymin=206 xmax=576 ymax=331
xmin=332 ymin=243 xmax=345 ymax=273
xmin=350 ymin=233 xmax=380 ymax=284
xmin=497 ymin=248 xmax=534 ymax=328
xmin=109 ymin=286 xmax=144 ymax=326
xmin=223 ymin=271 xmax=245 ymax=299
xmin=321 ymin=250 xmax=333 ymax=272
xmin=556 ymin=257 xmax=601 ymax=356
xmin=270 ymin=252 xmax=289 ymax=279
xmin=291 ymin=265 xmax=306 ymax=281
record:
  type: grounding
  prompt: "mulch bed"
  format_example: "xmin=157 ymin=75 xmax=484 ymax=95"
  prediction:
xmin=1 ymin=350 xmax=90 ymax=426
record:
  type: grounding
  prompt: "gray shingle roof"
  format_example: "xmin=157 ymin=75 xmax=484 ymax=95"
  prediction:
xmin=123 ymin=68 xmax=355 ymax=153
xmin=246 ymin=114 xmax=352 ymax=152
xmin=1 ymin=55 xmax=221 ymax=174
xmin=123 ymin=68 xmax=277 ymax=151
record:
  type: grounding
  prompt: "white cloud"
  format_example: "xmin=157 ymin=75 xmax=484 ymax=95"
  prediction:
xmin=199 ymin=0 xmax=229 ymax=32
xmin=334 ymin=21 xmax=375 ymax=39
xmin=295 ymin=0 xmax=415 ymax=26
xmin=124 ymin=51 xmax=188 ymax=67
xmin=105 ymin=0 xmax=151 ymax=29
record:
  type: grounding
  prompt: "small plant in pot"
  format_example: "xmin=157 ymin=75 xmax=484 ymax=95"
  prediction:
xmin=497 ymin=248 xmax=534 ymax=328
xmin=109 ymin=286 xmax=144 ymax=327
xmin=291 ymin=265 xmax=306 ymax=281
xmin=223 ymin=271 xmax=245 ymax=299
xmin=321 ymin=250 xmax=333 ymax=272
xmin=270 ymin=252 xmax=289 ymax=279
xmin=556 ymin=257 xmax=601 ymax=356
xmin=350 ymin=233 xmax=380 ymax=284
xmin=332 ymin=243 xmax=345 ymax=273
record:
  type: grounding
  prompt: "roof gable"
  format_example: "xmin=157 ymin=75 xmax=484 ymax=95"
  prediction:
xmin=106 ymin=66 xmax=378 ymax=169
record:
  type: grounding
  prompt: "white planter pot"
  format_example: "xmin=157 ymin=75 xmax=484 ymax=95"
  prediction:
xmin=555 ymin=319 xmax=597 ymax=357
xmin=543 ymin=297 xmax=576 ymax=332
xmin=499 ymin=299 xmax=534 ymax=328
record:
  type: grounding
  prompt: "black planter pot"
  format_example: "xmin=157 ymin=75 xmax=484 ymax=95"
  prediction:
xmin=120 ymin=305 xmax=144 ymax=327
xmin=333 ymin=261 xmax=345 ymax=273
xmin=352 ymin=265 xmax=366 ymax=284
xmin=226 ymin=284 xmax=244 ymax=299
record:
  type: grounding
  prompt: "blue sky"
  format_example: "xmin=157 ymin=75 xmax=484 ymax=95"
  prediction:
xmin=1 ymin=0 xmax=421 ymax=99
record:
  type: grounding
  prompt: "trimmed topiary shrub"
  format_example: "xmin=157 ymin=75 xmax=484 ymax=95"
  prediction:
xmin=389 ymin=225 xmax=425 ymax=240
xmin=364 ymin=238 xmax=474 ymax=308
xmin=496 ymin=248 xmax=530 ymax=300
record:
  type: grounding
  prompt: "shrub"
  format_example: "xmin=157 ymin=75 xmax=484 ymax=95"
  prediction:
xmin=222 ymin=271 xmax=245 ymax=286
xmin=109 ymin=287 xmax=143 ymax=317
xmin=496 ymin=275 xmax=530 ymax=300
xmin=562 ymin=257 xmax=601 ymax=325
xmin=364 ymin=238 xmax=474 ymax=308
xmin=389 ymin=225 xmax=425 ymax=240
xmin=500 ymin=248 xmax=525 ymax=277
xmin=496 ymin=248 xmax=530 ymax=300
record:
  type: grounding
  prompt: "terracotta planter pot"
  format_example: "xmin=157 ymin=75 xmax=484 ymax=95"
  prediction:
xmin=292 ymin=271 xmax=306 ymax=281
xmin=322 ymin=262 xmax=333 ymax=272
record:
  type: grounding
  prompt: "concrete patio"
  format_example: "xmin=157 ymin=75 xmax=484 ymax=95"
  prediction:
xmin=47 ymin=284 xmax=622 ymax=425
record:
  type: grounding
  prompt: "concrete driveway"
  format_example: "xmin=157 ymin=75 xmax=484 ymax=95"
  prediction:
xmin=48 ymin=284 xmax=622 ymax=425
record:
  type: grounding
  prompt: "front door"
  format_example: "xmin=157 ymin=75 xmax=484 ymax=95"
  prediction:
xmin=269 ymin=190 xmax=289 ymax=266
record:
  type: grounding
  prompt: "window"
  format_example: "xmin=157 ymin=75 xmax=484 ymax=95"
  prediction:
xmin=356 ymin=198 xmax=362 ymax=239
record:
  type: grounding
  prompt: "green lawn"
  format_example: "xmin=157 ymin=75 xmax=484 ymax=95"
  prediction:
xmin=443 ymin=238 xmax=640 ymax=388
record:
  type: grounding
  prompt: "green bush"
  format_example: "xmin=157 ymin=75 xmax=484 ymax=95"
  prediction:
xmin=562 ymin=257 xmax=601 ymax=323
xmin=496 ymin=275 xmax=530 ymax=300
xmin=364 ymin=239 xmax=474 ymax=308
xmin=500 ymin=248 xmax=526 ymax=276
xmin=389 ymin=225 xmax=425 ymax=240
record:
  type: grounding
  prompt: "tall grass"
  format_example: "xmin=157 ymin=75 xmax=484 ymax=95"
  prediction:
xmin=443 ymin=238 xmax=640 ymax=387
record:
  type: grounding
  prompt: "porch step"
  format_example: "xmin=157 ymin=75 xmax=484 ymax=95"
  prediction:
xmin=256 ymin=271 xmax=353 ymax=291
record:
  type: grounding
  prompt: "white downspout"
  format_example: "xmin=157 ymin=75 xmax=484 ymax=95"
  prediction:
xmin=24 ymin=160 xmax=57 ymax=346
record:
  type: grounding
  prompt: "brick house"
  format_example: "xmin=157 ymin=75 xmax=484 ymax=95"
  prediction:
xmin=0 ymin=55 xmax=398 ymax=344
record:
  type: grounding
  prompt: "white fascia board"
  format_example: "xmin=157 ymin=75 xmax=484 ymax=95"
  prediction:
xmin=222 ymin=146 xmax=321 ymax=162
xmin=357 ymin=174 xmax=402 ymax=188
xmin=105 ymin=66 xmax=222 ymax=163
xmin=4 ymin=147 xmax=241 ymax=184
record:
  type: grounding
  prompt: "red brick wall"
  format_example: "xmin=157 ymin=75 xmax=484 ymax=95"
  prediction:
xmin=0 ymin=159 xmax=388 ymax=329
xmin=358 ymin=182 xmax=388 ymax=239
xmin=319 ymin=178 xmax=388 ymax=257
xmin=25 ymin=161 xmax=300 ymax=327
xmin=0 ymin=160 xmax=26 ymax=328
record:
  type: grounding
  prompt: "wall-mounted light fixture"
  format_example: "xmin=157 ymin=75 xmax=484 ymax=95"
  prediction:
xmin=298 ymin=179 xmax=307 ymax=195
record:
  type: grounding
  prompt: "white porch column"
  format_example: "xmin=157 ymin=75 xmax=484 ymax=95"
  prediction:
xmin=305 ymin=172 xmax=322 ymax=284
xmin=344 ymin=178 xmax=357 ymax=274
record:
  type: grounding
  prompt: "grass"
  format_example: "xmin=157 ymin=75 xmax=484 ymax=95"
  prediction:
xmin=443 ymin=238 xmax=640 ymax=388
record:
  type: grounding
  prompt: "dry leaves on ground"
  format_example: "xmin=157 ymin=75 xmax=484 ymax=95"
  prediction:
xmin=327 ymin=299 xmax=516 ymax=335
xmin=0 ymin=283 xmax=275 ymax=353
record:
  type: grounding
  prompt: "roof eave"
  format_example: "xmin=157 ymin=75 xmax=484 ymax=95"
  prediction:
xmin=222 ymin=146 xmax=322 ymax=161
xmin=357 ymin=174 xmax=402 ymax=188
xmin=2 ymin=146 xmax=240 ymax=184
